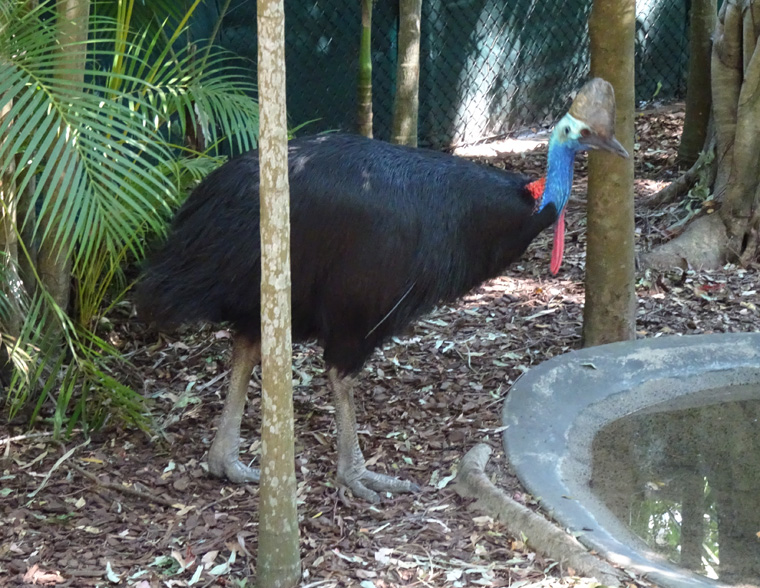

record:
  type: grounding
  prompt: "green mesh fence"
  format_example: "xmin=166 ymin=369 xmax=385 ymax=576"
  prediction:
xmin=200 ymin=0 xmax=688 ymax=148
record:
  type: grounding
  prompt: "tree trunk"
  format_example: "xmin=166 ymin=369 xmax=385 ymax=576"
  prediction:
xmin=255 ymin=0 xmax=300 ymax=585
xmin=357 ymin=0 xmax=373 ymax=137
xmin=718 ymin=0 xmax=760 ymax=261
xmin=642 ymin=0 xmax=760 ymax=270
xmin=37 ymin=0 xmax=90 ymax=315
xmin=678 ymin=0 xmax=717 ymax=167
xmin=0 ymin=100 xmax=23 ymax=338
xmin=582 ymin=0 xmax=637 ymax=346
xmin=390 ymin=0 xmax=421 ymax=147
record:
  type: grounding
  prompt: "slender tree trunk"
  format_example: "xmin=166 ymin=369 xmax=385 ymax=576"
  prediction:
xmin=255 ymin=0 xmax=300 ymax=585
xmin=678 ymin=0 xmax=717 ymax=167
xmin=357 ymin=0 xmax=373 ymax=137
xmin=391 ymin=0 xmax=421 ymax=147
xmin=679 ymin=470 xmax=705 ymax=571
xmin=37 ymin=0 xmax=90 ymax=315
xmin=0 ymin=100 xmax=23 ymax=338
xmin=16 ymin=155 xmax=38 ymax=299
xmin=582 ymin=0 xmax=636 ymax=346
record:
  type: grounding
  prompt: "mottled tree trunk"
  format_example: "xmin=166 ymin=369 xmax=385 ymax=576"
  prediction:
xmin=678 ymin=0 xmax=717 ymax=167
xmin=582 ymin=0 xmax=636 ymax=346
xmin=390 ymin=0 xmax=421 ymax=147
xmin=255 ymin=0 xmax=300 ymax=585
xmin=357 ymin=0 xmax=373 ymax=137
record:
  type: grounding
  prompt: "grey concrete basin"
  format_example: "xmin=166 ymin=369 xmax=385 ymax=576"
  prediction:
xmin=503 ymin=333 xmax=760 ymax=588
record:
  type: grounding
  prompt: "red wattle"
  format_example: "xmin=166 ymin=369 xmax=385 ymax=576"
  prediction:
xmin=550 ymin=209 xmax=565 ymax=275
xmin=525 ymin=177 xmax=546 ymax=202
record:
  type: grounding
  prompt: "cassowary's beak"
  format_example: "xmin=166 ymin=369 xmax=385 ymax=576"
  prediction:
xmin=579 ymin=132 xmax=629 ymax=158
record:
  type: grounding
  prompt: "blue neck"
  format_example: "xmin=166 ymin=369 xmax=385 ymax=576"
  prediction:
xmin=538 ymin=134 xmax=577 ymax=215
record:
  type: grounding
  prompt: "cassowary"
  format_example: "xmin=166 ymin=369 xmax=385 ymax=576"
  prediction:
xmin=137 ymin=78 xmax=628 ymax=503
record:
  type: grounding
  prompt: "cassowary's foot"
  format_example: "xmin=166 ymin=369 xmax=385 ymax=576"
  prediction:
xmin=338 ymin=465 xmax=420 ymax=504
xmin=329 ymin=367 xmax=420 ymax=503
xmin=208 ymin=436 xmax=260 ymax=483
xmin=206 ymin=334 xmax=261 ymax=484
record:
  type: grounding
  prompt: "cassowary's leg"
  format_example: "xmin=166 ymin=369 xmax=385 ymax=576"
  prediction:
xmin=329 ymin=368 xmax=419 ymax=503
xmin=208 ymin=334 xmax=261 ymax=483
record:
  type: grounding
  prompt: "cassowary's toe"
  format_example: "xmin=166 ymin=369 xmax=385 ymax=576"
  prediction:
xmin=219 ymin=460 xmax=261 ymax=484
xmin=343 ymin=469 xmax=419 ymax=503
xmin=208 ymin=451 xmax=260 ymax=483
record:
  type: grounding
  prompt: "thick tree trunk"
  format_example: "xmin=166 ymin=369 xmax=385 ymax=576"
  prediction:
xmin=390 ymin=0 xmax=421 ymax=147
xmin=37 ymin=0 xmax=90 ymax=315
xmin=678 ymin=0 xmax=717 ymax=167
xmin=719 ymin=2 xmax=760 ymax=260
xmin=582 ymin=0 xmax=636 ymax=346
xmin=255 ymin=0 xmax=300 ymax=585
xmin=642 ymin=0 xmax=760 ymax=270
xmin=357 ymin=0 xmax=373 ymax=137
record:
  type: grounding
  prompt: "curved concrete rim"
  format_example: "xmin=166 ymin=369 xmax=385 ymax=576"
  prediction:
xmin=502 ymin=333 xmax=760 ymax=588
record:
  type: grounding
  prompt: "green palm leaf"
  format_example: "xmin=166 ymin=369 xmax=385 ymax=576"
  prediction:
xmin=1 ymin=0 xmax=259 ymax=429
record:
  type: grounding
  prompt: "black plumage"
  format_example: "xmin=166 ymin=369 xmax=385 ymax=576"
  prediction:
xmin=138 ymin=133 xmax=557 ymax=375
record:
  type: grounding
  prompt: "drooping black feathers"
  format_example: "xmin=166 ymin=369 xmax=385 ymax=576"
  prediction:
xmin=137 ymin=133 xmax=557 ymax=374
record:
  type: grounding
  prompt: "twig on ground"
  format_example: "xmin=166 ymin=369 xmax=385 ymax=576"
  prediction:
xmin=454 ymin=443 xmax=623 ymax=587
xmin=27 ymin=439 xmax=91 ymax=499
xmin=197 ymin=487 xmax=246 ymax=514
xmin=0 ymin=431 xmax=59 ymax=447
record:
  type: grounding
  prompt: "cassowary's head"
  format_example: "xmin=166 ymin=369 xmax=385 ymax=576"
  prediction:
xmin=552 ymin=78 xmax=629 ymax=158
xmin=541 ymin=78 xmax=629 ymax=275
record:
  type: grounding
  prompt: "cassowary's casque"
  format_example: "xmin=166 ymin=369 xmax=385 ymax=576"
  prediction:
xmin=137 ymin=78 xmax=628 ymax=503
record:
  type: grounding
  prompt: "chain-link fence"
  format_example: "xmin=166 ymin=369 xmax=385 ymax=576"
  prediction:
xmin=198 ymin=0 xmax=689 ymax=148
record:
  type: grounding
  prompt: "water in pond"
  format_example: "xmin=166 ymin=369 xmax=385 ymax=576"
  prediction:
xmin=590 ymin=387 xmax=760 ymax=586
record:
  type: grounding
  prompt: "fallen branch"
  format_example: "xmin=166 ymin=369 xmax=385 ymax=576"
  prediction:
xmin=454 ymin=443 xmax=623 ymax=587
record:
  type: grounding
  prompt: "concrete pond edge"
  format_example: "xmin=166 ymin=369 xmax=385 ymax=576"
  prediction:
xmin=501 ymin=332 xmax=760 ymax=588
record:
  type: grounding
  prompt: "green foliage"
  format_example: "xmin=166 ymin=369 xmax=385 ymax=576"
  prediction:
xmin=0 ymin=0 xmax=259 ymax=431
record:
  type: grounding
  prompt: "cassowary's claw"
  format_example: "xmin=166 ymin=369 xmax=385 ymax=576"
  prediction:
xmin=208 ymin=456 xmax=261 ymax=484
xmin=340 ymin=468 xmax=420 ymax=503
xmin=207 ymin=428 xmax=260 ymax=483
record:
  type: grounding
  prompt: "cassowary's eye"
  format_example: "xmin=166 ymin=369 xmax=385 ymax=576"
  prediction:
xmin=564 ymin=126 xmax=571 ymax=136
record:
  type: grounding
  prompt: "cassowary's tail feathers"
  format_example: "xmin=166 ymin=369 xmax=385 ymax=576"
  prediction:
xmin=136 ymin=154 xmax=263 ymax=335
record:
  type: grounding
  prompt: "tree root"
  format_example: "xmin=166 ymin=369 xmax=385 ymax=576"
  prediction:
xmin=646 ymin=138 xmax=716 ymax=209
xmin=640 ymin=214 xmax=729 ymax=270
xmin=454 ymin=444 xmax=623 ymax=587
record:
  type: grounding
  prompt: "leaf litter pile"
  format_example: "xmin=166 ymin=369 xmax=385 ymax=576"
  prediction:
xmin=3 ymin=107 xmax=760 ymax=587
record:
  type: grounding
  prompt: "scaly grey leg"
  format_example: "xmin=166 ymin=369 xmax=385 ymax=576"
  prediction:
xmin=329 ymin=368 xmax=420 ymax=503
xmin=208 ymin=334 xmax=261 ymax=483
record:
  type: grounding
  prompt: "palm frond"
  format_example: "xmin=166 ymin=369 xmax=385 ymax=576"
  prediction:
xmin=1 ymin=0 xmax=259 ymax=430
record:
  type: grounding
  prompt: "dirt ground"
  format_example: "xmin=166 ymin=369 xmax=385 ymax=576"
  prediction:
xmin=3 ymin=107 xmax=758 ymax=588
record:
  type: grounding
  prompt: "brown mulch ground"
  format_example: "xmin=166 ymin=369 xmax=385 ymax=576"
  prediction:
xmin=3 ymin=106 xmax=759 ymax=588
